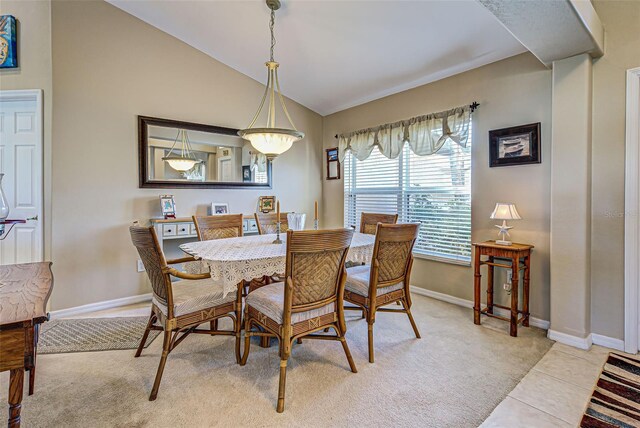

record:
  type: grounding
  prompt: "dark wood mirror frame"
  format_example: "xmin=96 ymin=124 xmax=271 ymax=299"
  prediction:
xmin=138 ymin=116 xmax=272 ymax=189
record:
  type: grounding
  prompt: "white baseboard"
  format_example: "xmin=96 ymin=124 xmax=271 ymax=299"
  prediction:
xmin=592 ymin=333 xmax=625 ymax=351
xmin=49 ymin=293 xmax=152 ymax=319
xmin=410 ymin=286 xmax=550 ymax=330
xmin=547 ymin=330 xmax=593 ymax=350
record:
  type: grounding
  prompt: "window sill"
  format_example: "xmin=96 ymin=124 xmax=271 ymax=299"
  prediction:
xmin=412 ymin=251 xmax=471 ymax=267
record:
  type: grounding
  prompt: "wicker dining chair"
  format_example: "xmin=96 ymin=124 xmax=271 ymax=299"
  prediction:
xmin=254 ymin=212 xmax=290 ymax=235
xmin=344 ymin=223 xmax=421 ymax=363
xmin=192 ymin=214 xmax=243 ymax=241
xmin=192 ymin=213 xmax=246 ymax=325
xmin=359 ymin=212 xmax=399 ymax=235
xmin=240 ymin=228 xmax=357 ymax=413
xmin=129 ymin=226 xmax=241 ymax=401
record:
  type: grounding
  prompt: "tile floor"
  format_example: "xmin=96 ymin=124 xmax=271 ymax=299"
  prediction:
xmin=63 ymin=302 xmax=616 ymax=427
xmin=481 ymin=342 xmax=611 ymax=427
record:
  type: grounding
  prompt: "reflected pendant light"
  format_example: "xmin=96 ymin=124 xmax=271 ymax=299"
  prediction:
xmin=162 ymin=129 xmax=202 ymax=172
xmin=238 ymin=0 xmax=304 ymax=161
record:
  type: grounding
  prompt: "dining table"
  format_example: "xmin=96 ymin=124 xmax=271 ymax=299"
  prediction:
xmin=179 ymin=232 xmax=376 ymax=348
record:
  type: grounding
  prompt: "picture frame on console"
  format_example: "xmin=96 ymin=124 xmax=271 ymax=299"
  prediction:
xmin=259 ymin=196 xmax=275 ymax=213
xmin=211 ymin=203 xmax=229 ymax=215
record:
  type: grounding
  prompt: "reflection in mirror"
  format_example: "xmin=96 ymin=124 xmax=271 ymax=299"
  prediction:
xmin=145 ymin=123 xmax=268 ymax=184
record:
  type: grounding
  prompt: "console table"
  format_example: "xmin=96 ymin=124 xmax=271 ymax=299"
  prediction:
xmin=472 ymin=241 xmax=533 ymax=337
xmin=0 ymin=262 xmax=53 ymax=427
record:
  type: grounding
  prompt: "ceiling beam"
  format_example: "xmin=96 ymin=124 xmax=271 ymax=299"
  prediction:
xmin=478 ymin=0 xmax=604 ymax=67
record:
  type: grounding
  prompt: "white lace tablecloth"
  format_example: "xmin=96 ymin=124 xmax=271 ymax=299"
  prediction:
xmin=180 ymin=233 xmax=375 ymax=297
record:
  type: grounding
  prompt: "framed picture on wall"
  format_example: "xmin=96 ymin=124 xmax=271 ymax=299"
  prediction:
xmin=326 ymin=147 xmax=340 ymax=180
xmin=489 ymin=123 xmax=541 ymax=167
xmin=0 ymin=16 xmax=18 ymax=69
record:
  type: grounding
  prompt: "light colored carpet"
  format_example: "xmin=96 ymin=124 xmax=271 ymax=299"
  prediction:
xmin=39 ymin=317 xmax=160 ymax=354
xmin=0 ymin=295 xmax=552 ymax=427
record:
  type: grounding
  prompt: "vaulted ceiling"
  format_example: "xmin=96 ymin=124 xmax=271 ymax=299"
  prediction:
xmin=108 ymin=0 xmax=526 ymax=116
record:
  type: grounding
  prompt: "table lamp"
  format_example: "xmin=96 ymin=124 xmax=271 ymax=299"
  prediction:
xmin=490 ymin=203 xmax=521 ymax=245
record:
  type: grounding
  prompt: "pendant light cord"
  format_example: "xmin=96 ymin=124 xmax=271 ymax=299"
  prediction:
xmin=269 ymin=8 xmax=276 ymax=62
xmin=269 ymin=9 xmax=276 ymax=62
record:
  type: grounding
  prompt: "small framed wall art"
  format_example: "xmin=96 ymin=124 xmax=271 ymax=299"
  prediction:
xmin=489 ymin=123 xmax=541 ymax=167
xmin=211 ymin=203 xmax=229 ymax=215
xmin=326 ymin=147 xmax=340 ymax=180
xmin=0 ymin=16 xmax=17 ymax=69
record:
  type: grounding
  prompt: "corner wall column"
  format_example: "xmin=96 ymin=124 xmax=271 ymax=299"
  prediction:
xmin=549 ymin=54 xmax=593 ymax=347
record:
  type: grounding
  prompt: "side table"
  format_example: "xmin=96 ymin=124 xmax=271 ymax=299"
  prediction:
xmin=472 ymin=241 xmax=533 ymax=337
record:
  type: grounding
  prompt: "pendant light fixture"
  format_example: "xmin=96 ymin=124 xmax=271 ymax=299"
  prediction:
xmin=162 ymin=129 xmax=202 ymax=172
xmin=238 ymin=0 xmax=304 ymax=161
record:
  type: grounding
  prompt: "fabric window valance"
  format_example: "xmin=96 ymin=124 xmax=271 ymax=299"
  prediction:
xmin=337 ymin=105 xmax=471 ymax=162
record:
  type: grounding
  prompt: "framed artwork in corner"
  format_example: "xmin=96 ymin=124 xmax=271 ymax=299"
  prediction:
xmin=160 ymin=195 xmax=176 ymax=219
xmin=326 ymin=147 xmax=340 ymax=180
xmin=211 ymin=203 xmax=229 ymax=215
xmin=489 ymin=123 xmax=541 ymax=167
xmin=0 ymin=15 xmax=17 ymax=69
xmin=258 ymin=196 xmax=275 ymax=213
xmin=242 ymin=165 xmax=252 ymax=182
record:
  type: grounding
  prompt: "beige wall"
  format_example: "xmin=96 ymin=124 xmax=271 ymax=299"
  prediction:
xmin=50 ymin=0 xmax=323 ymax=310
xmin=323 ymin=53 xmax=552 ymax=321
xmin=0 ymin=0 xmax=53 ymax=260
xmin=591 ymin=0 xmax=640 ymax=339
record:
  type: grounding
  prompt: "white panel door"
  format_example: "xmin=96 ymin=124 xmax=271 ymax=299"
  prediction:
xmin=0 ymin=90 xmax=43 ymax=264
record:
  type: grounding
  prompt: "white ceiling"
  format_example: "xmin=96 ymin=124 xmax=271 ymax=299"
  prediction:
xmin=107 ymin=0 xmax=526 ymax=116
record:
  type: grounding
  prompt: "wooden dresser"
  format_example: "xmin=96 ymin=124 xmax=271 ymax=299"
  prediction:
xmin=0 ymin=262 xmax=53 ymax=428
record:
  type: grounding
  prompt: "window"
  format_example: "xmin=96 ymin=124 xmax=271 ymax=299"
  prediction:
xmin=344 ymin=136 xmax=472 ymax=264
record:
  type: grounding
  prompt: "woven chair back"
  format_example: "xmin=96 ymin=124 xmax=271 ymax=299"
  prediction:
xmin=285 ymin=228 xmax=353 ymax=310
xmin=255 ymin=212 xmax=290 ymax=235
xmin=129 ymin=226 xmax=170 ymax=307
xmin=360 ymin=212 xmax=399 ymax=235
xmin=192 ymin=214 xmax=243 ymax=241
xmin=373 ymin=223 xmax=419 ymax=286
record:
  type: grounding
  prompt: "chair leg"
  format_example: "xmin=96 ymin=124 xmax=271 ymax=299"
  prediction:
xmin=367 ymin=322 xmax=375 ymax=363
xmin=276 ymin=357 xmax=288 ymax=413
xmin=240 ymin=318 xmax=252 ymax=366
xmin=210 ymin=319 xmax=218 ymax=335
xmin=149 ymin=330 xmax=172 ymax=401
xmin=402 ymin=298 xmax=421 ymax=339
xmin=234 ymin=285 xmax=243 ymax=364
xmin=336 ymin=325 xmax=357 ymax=373
xmin=135 ymin=310 xmax=156 ymax=358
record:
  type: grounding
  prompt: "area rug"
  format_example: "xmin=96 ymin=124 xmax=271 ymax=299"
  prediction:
xmin=580 ymin=352 xmax=640 ymax=427
xmin=38 ymin=317 xmax=160 ymax=354
xmin=0 ymin=296 xmax=553 ymax=427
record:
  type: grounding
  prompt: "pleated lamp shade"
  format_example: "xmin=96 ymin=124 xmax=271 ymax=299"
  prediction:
xmin=490 ymin=203 xmax=522 ymax=220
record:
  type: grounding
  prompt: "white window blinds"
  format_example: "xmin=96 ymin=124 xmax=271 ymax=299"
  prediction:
xmin=344 ymin=135 xmax=472 ymax=264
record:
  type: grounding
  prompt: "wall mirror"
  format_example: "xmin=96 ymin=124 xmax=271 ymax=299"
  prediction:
xmin=138 ymin=116 xmax=272 ymax=189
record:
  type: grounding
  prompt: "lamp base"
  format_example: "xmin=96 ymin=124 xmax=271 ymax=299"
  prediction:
xmin=496 ymin=240 xmax=512 ymax=246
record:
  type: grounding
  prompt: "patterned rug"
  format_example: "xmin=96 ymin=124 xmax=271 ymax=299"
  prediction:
xmin=39 ymin=317 xmax=160 ymax=354
xmin=581 ymin=352 xmax=640 ymax=427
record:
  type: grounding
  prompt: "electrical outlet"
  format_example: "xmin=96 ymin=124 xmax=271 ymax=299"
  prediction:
xmin=137 ymin=259 xmax=145 ymax=272
xmin=503 ymin=282 xmax=512 ymax=293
